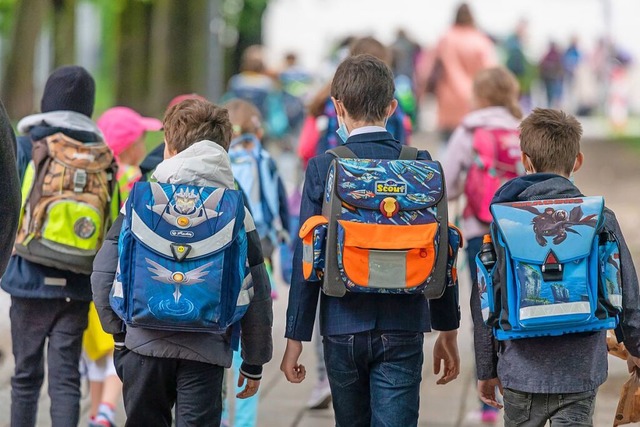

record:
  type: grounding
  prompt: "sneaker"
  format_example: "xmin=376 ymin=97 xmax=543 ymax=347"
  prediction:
xmin=306 ymin=379 xmax=332 ymax=410
xmin=481 ymin=408 xmax=499 ymax=424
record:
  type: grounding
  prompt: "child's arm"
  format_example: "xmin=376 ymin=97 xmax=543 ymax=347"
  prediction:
xmin=239 ymin=209 xmax=273 ymax=383
xmin=91 ymin=214 xmax=126 ymax=344
xmin=442 ymin=125 xmax=473 ymax=201
xmin=469 ymin=260 xmax=500 ymax=381
xmin=606 ymin=210 xmax=640 ymax=359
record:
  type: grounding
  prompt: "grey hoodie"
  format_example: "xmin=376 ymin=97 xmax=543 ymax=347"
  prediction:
xmin=91 ymin=140 xmax=273 ymax=376
xmin=472 ymin=174 xmax=640 ymax=393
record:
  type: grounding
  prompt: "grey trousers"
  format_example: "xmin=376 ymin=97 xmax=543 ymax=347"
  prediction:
xmin=10 ymin=296 xmax=89 ymax=427
xmin=503 ymin=388 xmax=597 ymax=427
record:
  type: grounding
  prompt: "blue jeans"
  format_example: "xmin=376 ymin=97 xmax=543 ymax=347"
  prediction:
xmin=323 ymin=330 xmax=424 ymax=427
xmin=10 ymin=297 xmax=89 ymax=427
xmin=503 ymin=388 xmax=597 ymax=427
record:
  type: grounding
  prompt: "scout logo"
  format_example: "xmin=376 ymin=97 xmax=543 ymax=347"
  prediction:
xmin=375 ymin=179 xmax=407 ymax=195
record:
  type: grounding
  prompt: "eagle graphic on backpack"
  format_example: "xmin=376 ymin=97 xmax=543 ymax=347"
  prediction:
xmin=476 ymin=196 xmax=622 ymax=340
xmin=464 ymin=127 xmax=522 ymax=224
xmin=299 ymin=146 xmax=462 ymax=299
xmin=14 ymin=133 xmax=118 ymax=275
xmin=110 ymin=182 xmax=253 ymax=332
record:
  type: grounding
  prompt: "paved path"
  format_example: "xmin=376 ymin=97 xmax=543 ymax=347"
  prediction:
xmin=0 ymin=130 xmax=638 ymax=426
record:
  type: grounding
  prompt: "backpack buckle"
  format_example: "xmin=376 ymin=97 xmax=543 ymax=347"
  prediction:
xmin=541 ymin=250 xmax=563 ymax=282
xmin=74 ymin=169 xmax=87 ymax=192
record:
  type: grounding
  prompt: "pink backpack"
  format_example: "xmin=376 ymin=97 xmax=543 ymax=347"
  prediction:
xmin=464 ymin=127 xmax=522 ymax=223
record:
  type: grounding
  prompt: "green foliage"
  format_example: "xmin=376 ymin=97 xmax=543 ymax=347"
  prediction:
xmin=0 ymin=0 xmax=17 ymax=36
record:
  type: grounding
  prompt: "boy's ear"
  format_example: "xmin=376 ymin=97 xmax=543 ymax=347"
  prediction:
xmin=331 ymin=96 xmax=344 ymax=119
xmin=521 ymin=152 xmax=534 ymax=173
xmin=387 ymin=99 xmax=398 ymax=118
xmin=573 ymin=152 xmax=584 ymax=173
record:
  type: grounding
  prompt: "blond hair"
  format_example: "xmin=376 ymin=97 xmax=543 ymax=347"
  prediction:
xmin=519 ymin=108 xmax=582 ymax=176
xmin=473 ymin=67 xmax=523 ymax=119
xmin=223 ymin=98 xmax=263 ymax=136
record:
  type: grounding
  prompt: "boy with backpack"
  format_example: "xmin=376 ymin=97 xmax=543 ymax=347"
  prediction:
xmin=281 ymin=54 xmax=461 ymax=426
xmin=472 ymin=108 xmax=640 ymax=426
xmin=91 ymin=98 xmax=273 ymax=426
xmin=3 ymin=66 xmax=118 ymax=427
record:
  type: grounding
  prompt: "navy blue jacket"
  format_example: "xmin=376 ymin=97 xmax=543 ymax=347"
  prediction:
xmin=285 ymin=130 xmax=460 ymax=341
xmin=0 ymin=101 xmax=20 ymax=277
xmin=1 ymin=125 xmax=101 ymax=302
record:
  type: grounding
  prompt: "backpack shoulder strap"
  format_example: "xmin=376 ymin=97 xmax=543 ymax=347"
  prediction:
xmin=326 ymin=146 xmax=357 ymax=159
xmin=399 ymin=146 xmax=418 ymax=160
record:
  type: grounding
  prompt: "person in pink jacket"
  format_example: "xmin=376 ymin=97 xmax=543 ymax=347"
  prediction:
xmin=442 ymin=66 xmax=523 ymax=424
xmin=430 ymin=3 xmax=497 ymax=141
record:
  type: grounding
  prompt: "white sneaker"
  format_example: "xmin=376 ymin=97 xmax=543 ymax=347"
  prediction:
xmin=306 ymin=378 xmax=332 ymax=410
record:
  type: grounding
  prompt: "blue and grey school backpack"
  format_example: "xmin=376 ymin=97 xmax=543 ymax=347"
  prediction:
xmin=228 ymin=134 xmax=284 ymax=244
xmin=476 ymin=196 xmax=622 ymax=340
xmin=110 ymin=182 xmax=253 ymax=333
xmin=299 ymin=146 xmax=462 ymax=299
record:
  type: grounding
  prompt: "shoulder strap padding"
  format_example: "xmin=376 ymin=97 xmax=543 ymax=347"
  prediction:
xmin=327 ymin=146 xmax=357 ymax=159
xmin=399 ymin=146 xmax=418 ymax=160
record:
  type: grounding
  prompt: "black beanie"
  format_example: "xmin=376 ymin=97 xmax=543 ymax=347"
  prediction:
xmin=40 ymin=65 xmax=96 ymax=118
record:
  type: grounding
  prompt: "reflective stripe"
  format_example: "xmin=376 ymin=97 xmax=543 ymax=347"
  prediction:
xmin=130 ymin=209 xmax=235 ymax=259
xmin=236 ymin=274 xmax=254 ymax=306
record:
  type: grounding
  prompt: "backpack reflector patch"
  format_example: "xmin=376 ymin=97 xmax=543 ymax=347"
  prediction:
xmin=110 ymin=182 xmax=252 ymax=332
xmin=476 ymin=196 xmax=622 ymax=340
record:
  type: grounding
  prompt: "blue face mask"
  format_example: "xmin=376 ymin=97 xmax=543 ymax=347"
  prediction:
xmin=336 ymin=121 xmax=349 ymax=143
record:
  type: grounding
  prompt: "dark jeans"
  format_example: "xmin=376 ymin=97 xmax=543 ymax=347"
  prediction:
xmin=10 ymin=296 xmax=89 ymax=427
xmin=503 ymin=388 xmax=597 ymax=427
xmin=323 ymin=330 xmax=424 ymax=427
xmin=114 ymin=348 xmax=225 ymax=427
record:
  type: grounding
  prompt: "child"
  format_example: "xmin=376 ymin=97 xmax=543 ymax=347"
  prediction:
xmin=281 ymin=54 xmax=461 ymax=426
xmin=222 ymin=98 xmax=289 ymax=426
xmin=472 ymin=108 xmax=640 ymax=426
xmin=98 ymin=106 xmax=162 ymax=201
xmin=91 ymin=98 xmax=273 ymax=426
xmin=443 ymin=66 xmax=523 ymax=423
xmin=78 ymin=106 xmax=161 ymax=427
xmin=3 ymin=66 xmax=117 ymax=427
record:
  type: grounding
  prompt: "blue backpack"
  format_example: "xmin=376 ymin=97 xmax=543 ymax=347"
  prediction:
xmin=477 ymin=196 xmax=622 ymax=340
xmin=229 ymin=134 xmax=283 ymax=243
xmin=110 ymin=182 xmax=252 ymax=333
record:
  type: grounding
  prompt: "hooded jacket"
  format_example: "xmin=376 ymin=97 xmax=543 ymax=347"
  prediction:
xmin=2 ymin=111 xmax=105 ymax=301
xmin=472 ymin=174 xmax=640 ymax=393
xmin=443 ymin=106 xmax=521 ymax=241
xmin=91 ymin=140 xmax=273 ymax=376
xmin=0 ymin=101 xmax=20 ymax=277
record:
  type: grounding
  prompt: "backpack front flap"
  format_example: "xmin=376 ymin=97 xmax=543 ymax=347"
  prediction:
xmin=122 ymin=182 xmax=248 ymax=332
xmin=14 ymin=133 xmax=115 ymax=274
xmin=491 ymin=196 xmax=609 ymax=337
xmin=322 ymin=157 xmax=449 ymax=298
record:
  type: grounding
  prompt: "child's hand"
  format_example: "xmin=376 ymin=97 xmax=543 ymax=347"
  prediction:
xmin=478 ymin=378 xmax=504 ymax=409
xmin=236 ymin=374 xmax=260 ymax=399
xmin=433 ymin=330 xmax=460 ymax=384
xmin=280 ymin=339 xmax=306 ymax=383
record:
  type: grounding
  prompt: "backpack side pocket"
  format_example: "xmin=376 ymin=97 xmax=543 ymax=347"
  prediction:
xmin=599 ymin=229 xmax=623 ymax=313
xmin=299 ymin=215 xmax=328 ymax=282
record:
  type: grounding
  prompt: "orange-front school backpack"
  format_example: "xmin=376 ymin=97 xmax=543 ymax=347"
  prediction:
xmin=299 ymin=146 xmax=462 ymax=299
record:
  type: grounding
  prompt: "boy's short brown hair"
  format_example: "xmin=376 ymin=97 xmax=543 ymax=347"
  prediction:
xmin=519 ymin=108 xmax=582 ymax=176
xmin=163 ymin=98 xmax=233 ymax=153
xmin=331 ymin=54 xmax=395 ymax=123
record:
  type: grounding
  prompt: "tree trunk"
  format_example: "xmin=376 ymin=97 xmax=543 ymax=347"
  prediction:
xmin=147 ymin=0 xmax=208 ymax=116
xmin=1 ymin=0 xmax=49 ymax=119
xmin=114 ymin=0 xmax=152 ymax=113
xmin=52 ymin=0 xmax=76 ymax=67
